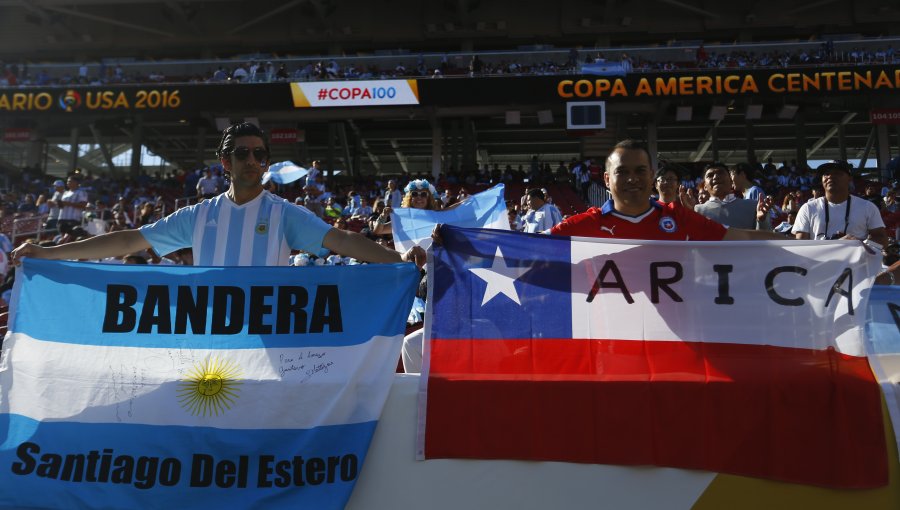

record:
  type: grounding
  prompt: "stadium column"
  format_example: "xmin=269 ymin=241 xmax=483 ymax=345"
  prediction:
xmin=710 ymin=124 xmax=719 ymax=162
xmin=745 ymin=122 xmax=757 ymax=164
xmin=876 ymin=123 xmax=891 ymax=181
xmin=327 ymin=122 xmax=336 ymax=181
xmin=647 ymin=120 xmax=658 ymax=171
xmin=449 ymin=120 xmax=459 ymax=173
xmin=794 ymin=113 xmax=806 ymax=166
xmin=462 ymin=116 xmax=476 ymax=173
xmin=896 ymin=126 xmax=900 ymax=161
xmin=68 ymin=127 xmax=79 ymax=173
xmin=837 ymin=122 xmax=848 ymax=162
xmin=431 ymin=118 xmax=442 ymax=181
xmin=25 ymin=130 xmax=43 ymax=169
xmin=130 ymin=116 xmax=143 ymax=177
xmin=195 ymin=125 xmax=206 ymax=169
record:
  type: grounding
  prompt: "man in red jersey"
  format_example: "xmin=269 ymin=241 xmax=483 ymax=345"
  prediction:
xmin=551 ymin=140 xmax=783 ymax=241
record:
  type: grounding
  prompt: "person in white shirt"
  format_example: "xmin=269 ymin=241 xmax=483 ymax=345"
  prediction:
xmin=45 ymin=180 xmax=65 ymax=230
xmin=13 ymin=123 xmax=425 ymax=269
xmin=196 ymin=168 xmax=219 ymax=199
xmin=792 ymin=161 xmax=888 ymax=247
xmin=57 ymin=177 xmax=88 ymax=234
xmin=522 ymin=189 xmax=562 ymax=233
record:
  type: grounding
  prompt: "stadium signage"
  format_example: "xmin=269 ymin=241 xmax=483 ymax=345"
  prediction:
xmin=0 ymin=88 xmax=182 ymax=112
xmin=2 ymin=128 xmax=31 ymax=142
xmin=870 ymin=108 xmax=900 ymax=124
xmin=290 ymin=79 xmax=420 ymax=107
xmin=557 ymin=68 xmax=900 ymax=99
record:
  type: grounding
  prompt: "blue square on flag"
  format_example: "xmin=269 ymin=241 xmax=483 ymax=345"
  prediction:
xmin=431 ymin=226 xmax=572 ymax=340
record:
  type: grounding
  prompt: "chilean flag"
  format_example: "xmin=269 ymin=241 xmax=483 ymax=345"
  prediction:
xmin=419 ymin=226 xmax=888 ymax=488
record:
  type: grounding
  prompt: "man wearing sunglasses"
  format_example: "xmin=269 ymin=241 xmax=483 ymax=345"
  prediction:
xmin=13 ymin=122 xmax=425 ymax=268
xmin=791 ymin=161 xmax=888 ymax=246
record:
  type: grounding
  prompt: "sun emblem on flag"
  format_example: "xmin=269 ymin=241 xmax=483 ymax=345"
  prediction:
xmin=177 ymin=356 xmax=243 ymax=417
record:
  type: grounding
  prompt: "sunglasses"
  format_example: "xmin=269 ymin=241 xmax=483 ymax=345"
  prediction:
xmin=229 ymin=146 xmax=269 ymax=164
xmin=408 ymin=190 xmax=430 ymax=198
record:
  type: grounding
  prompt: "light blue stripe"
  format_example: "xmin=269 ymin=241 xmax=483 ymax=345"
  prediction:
xmin=0 ymin=414 xmax=374 ymax=510
xmin=197 ymin=199 xmax=220 ymax=266
xmin=14 ymin=259 xmax=418 ymax=348
xmin=865 ymin=286 xmax=900 ymax=355
xmin=223 ymin=206 xmax=246 ymax=265
xmin=251 ymin=197 xmax=273 ymax=266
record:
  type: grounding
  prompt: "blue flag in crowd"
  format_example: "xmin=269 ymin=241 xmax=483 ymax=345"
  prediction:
xmin=390 ymin=184 xmax=509 ymax=252
xmin=263 ymin=161 xmax=308 ymax=185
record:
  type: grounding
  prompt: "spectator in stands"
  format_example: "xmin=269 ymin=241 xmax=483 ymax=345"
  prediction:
xmin=572 ymin=158 xmax=592 ymax=201
xmin=57 ymin=177 xmax=88 ymax=234
xmin=550 ymin=140 xmax=783 ymax=240
xmin=372 ymin=179 xmax=440 ymax=236
xmin=792 ymin=161 xmax=888 ymax=247
xmin=350 ymin=197 xmax=373 ymax=219
xmin=232 ymin=64 xmax=249 ymax=82
xmin=697 ymin=187 xmax=710 ymax=205
xmin=44 ymin=179 xmax=65 ymax=231
xmin=693 ymin=163 xmax=772 ymax=230
xmin=522 ymin=188 xmax=562 ymax=233
xmin=781 ymin=190 xmax=802 ymax=215
xmin=653 ymin=165 xmax=681 ymax=204
xmin=323 ymin=197 xmax=343 ymax=219
xmin=863 ymin=183 xmax=885 ymax=210
xmin=884 ymin=189 xmax=898 ymax=213
xmin=17 ymin=194 xmax=37 ymax=215
xmin=774 ymin=210 xmax=797 ymax=237
xmin=730 ymin=163 xmax=765 ymax=202
xmin=196 ymin=168 xmax=219 ymax=199
xmin=366 ymin=199 xmax=387 ymax=235
xmin=108 ymin=210 xmax=133 ymax=232
xmin=211 ymin=67 xmax=227 ymax=82
xmin=136 ymin=202 xmax=158 ymax=227
xmin=384 ymin=179 xmax=403 ymax=209
xmin=35 ymin=194 xmax=49 ymax=216
xmin=13 ymin=122 xmax=425 ymax=268
xmin=305 ymin=160 xmax=322 ymax=187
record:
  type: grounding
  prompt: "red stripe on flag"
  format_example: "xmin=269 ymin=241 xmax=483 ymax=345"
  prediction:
xmin=425 ymin=338 xmax=888 ymax=488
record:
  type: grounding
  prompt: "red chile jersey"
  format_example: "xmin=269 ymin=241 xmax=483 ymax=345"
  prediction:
xmin=550 ymin=199 xmax=728 ymax=241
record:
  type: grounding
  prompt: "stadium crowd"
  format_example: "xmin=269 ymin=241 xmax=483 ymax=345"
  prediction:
xmin=0 ymin=151 xmax=897 ymax=273
xmin=1 ymin=38 xmax=898 ymax=87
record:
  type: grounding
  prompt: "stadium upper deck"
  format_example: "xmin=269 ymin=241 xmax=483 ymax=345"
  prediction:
xmin=1 ymin=0 xmax=899 ymax=177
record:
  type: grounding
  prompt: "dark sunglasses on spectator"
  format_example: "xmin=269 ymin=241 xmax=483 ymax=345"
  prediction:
xmin=230 ymin=146 xmax=269 ymax=163
xmin=409 ymin=190 xmax=430 ymax=198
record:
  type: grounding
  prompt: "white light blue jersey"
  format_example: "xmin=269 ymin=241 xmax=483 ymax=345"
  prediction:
xmin=139 ymin=191 xmax=332 ymax=266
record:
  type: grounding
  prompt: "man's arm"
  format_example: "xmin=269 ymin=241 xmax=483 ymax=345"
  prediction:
xmin=322 ymin=228 xmax=425 ymax=267
xmin=11 ymin=229 xmax=152 ymax=263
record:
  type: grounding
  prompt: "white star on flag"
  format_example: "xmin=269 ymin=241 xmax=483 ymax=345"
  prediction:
xmin=469 ymin=246 xmax=532 ymax=306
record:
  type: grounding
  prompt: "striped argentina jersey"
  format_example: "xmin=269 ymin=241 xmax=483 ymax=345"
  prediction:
xmin=139 ymin=191 xmax=332 ymax=266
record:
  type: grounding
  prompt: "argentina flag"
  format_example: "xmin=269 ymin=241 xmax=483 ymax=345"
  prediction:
xmin=262 ymin=161 xmax=308 ymax=185
xmin=0 ymin=259 xmax=418 ymax=509
xmin=390 ymin=184 xmax=509 ymax=253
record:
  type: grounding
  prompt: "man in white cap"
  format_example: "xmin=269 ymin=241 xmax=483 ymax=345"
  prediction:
xmin=45 ymin=179 xmax=66 ymax=231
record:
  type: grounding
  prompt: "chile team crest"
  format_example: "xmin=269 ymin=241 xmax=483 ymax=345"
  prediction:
xmin=659 ymin=216 xmax=677 ymax=233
